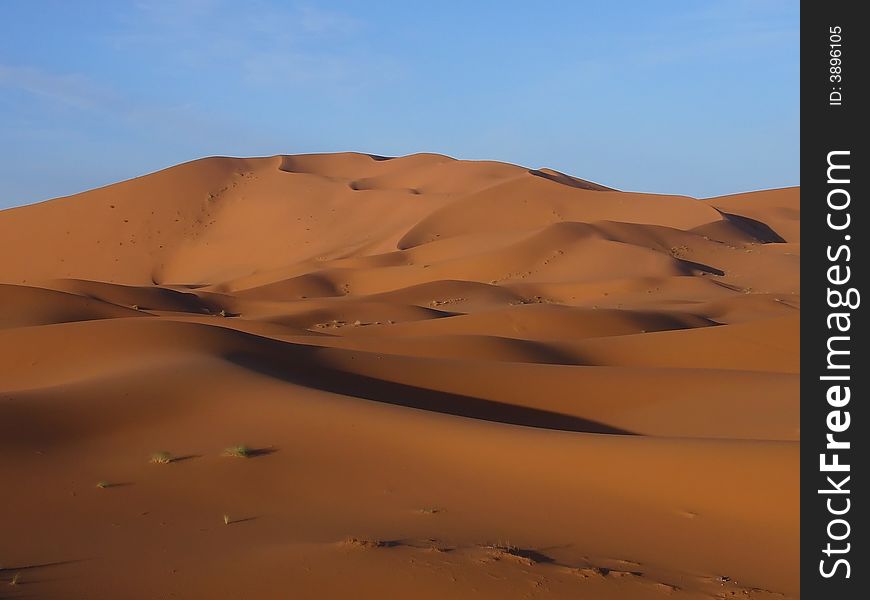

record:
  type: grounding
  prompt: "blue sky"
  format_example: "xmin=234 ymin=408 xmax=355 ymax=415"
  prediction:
xmin=0 ymin=1 xmax=798 ymax=208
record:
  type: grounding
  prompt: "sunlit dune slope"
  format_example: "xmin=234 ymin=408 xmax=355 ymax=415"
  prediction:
xmin=0 ymin=152 xmax=799 ymax=600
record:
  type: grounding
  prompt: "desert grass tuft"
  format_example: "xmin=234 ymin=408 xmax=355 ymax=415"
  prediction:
xmin=343 ymin=537 xmax=383 ymax=548
xmin=9 ymin=572 xmax=21 ymax=585
xmin=223 ymin=514 xmax=231 ymax=525
xmin=150 ymin=451 xmax=173 ymax=465
xmin=222 ymin=445 xmax=252 ymax=458
xmin=96 ymin=480 xmax=111 ymax=489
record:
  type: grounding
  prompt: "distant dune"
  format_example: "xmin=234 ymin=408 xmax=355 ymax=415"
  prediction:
xmin=0 ymin=153 xmax=798 ymax=599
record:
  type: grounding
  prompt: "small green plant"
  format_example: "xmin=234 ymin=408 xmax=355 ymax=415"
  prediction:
xmin=222 ymin=445 xmax=252 ymax=458
xmin=96 ymin=480 xmax=111 ymax=489
xmin=150 ymin=451 xmax=173 ymax=465
xmin=343 ymin=537 xmax=388 ymax=548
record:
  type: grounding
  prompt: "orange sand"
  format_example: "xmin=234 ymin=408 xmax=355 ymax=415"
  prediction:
xmin=0 ymin=153 xmax=799 ymax=599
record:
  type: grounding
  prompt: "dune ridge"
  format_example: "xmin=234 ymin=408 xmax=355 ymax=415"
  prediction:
xmin=0 ymin=152 xmax=799 ymax=599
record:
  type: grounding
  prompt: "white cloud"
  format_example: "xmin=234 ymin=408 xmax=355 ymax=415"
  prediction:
xmin=0 ymin=64 xmax=116 ymax=110
xmin=107 ymin=0 xmax=386 ymax=89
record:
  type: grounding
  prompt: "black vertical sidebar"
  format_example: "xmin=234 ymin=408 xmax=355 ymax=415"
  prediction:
xmin=802 ymin=2 xmax=866 ymax=598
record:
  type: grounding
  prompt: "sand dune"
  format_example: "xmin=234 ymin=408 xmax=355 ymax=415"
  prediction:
xmin=0 ymin=153 xmax=799 ymax=599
